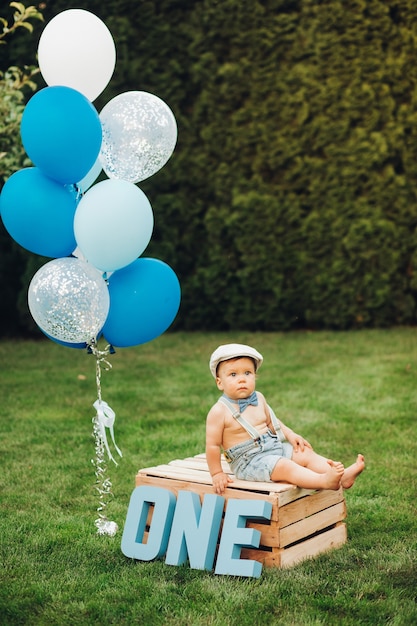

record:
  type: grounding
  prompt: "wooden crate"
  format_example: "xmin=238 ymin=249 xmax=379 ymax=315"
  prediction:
xmin=136 ymin=453 xmax=347 ymax=569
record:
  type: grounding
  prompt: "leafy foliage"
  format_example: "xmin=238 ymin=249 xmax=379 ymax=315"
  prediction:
xmin=0 ymin=2 xmax=43 ymax=40
xmin=99 ymin=0 xmax=417 ymax=330
xmin=0 ymin=3 xmax=44 ymax=336
xmin=0 ymin=2 xmax=43 ymax=182
xmin=3 ymin=1 xmax=417 ymax=333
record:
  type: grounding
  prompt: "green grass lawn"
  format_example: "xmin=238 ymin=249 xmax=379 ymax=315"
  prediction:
xmin=1 ymin=330 xmax=416 ymax=625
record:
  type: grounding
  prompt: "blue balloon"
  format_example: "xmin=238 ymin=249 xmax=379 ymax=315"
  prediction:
xmin=20 ymin=86 xmax=102 ymax=184
xmin=41 ymin=328 xmax=88 ymax=350
xmin=77 ymin=157 xmax=102 ymax=193
xmin=102 ymin=258 xmax=181 ymax=347
xmin=0 ymin=167 xmax=77 ymax=257
xmin=40 ymin=326 xmax=103 ymax=350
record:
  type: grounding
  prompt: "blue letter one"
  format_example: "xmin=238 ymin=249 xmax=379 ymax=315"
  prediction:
xmin=121 ymin=486 xmax=176 ymax=561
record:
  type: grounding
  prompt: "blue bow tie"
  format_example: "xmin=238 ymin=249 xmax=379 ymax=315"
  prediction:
xmin=224 ymin=391 xmax=258 ymax=413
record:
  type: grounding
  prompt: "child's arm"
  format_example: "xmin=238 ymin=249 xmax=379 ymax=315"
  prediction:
xmin=279 ymin=420 xmax=312 ymax=451
xmin=206 ymin=404 xmax=233 ymax=494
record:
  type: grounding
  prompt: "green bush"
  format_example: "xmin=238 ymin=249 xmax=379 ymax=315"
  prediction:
xmin=3 ymin=0 xmax=417 ymax=333
xmin=0 ymin=2 xmax=43 ymax=336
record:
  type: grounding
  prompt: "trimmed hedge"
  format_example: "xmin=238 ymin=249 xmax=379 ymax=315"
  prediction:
xmin=3 ymin=0 xmax=417 ymax=333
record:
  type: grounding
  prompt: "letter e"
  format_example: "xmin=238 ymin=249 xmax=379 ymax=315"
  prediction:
xmin=215 ymin=499 xmax=272 ymax=578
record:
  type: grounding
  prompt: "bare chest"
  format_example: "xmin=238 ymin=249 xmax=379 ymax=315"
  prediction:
xmin=222 ymin=406 xmax=270 ymax=449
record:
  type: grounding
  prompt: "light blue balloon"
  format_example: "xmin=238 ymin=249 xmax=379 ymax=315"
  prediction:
xmin=74 ymin=179 xmax=154 ymax=272
xmin=77 ymin=157 xmax=103 ymax=193
xmin=103 ymin=258 xmax=181 ymax=347
xmin=20 ymin=86 xmax=102 ymax=184
xmin=0 ymin=167 xmax=77 ymax=257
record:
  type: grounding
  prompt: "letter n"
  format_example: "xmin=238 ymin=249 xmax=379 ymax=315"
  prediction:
xmin=165 ymin=490 xmax=224 ymax=570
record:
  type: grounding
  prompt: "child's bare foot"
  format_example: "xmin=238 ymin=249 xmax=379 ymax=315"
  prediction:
xmin=321 ymin=460 xmax=344 ymax=490
xmin=341 ymin=454 xmax=365 ymax=489
xmin=327 ymin=459 xmax=345 ymax=473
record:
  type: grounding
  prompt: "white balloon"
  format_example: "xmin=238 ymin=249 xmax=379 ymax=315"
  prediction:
xmin=28 ymin=258 xmax=110 ymax=343
xmin=38 ymin=9 xmax=116 ymax=102
xmin=99 ymin=91 xmax=178 ymax=183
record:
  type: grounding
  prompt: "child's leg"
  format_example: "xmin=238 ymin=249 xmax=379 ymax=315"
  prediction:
xmin=286 ymin=446 xmax=365 ymax=489
xmin=292 ymin=446 xmax=338 ymax=474
xmin=270 ymin=457 xmax=343 ymax=490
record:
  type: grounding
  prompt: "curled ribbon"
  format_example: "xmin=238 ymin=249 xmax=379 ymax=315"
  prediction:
xmin=93 ymin=399 xmax=122 ymax=465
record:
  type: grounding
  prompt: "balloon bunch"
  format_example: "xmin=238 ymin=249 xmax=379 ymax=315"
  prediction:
xmin=0 ymin=9 xmax=181 ymax=534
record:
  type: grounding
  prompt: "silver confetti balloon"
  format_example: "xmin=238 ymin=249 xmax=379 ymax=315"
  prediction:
xmin=99 ymin=91 xmax=177 ymax=183
xmin=28 ymin=257 xmax=110 ymax=344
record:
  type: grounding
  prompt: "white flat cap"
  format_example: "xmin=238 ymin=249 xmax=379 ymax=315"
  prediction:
xmin=209 ymin=343 xmax=263 ymax=378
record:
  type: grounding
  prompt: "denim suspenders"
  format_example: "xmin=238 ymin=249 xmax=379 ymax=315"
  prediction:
xmin=219 ymin=396 xmax=261 ymax=441
xmin=219 ymin=396 xmax=285 ymax=443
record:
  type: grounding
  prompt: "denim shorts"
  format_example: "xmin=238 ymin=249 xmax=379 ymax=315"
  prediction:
xmin=224 ymin=431 xmax=293 ymax=482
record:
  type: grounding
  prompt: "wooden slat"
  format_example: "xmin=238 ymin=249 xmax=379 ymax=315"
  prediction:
xmin=245 ymin=501 xmax=345 ymax=548
xmin=246 ymin=521 xmax=280 ymax=547
xmin=278 ymin=501 xmax=346 ymax=547
xmin=169 ymin=459 xmax=231 ymax=473
xmin=278 ymin=487 xmax=345 ymax=527
xmin=138 ymin=464 xmax=213 ymax=484
xmin=171 ymin=456 xmax=230 ymax=469
xmin=241 ymin=523 xmax=347 ymax=568
xmin=278 ymin=523 xmax=347 ymax=568
xmin=240 ymin=545 xmax=279 ymax=567
xmin=274 ymin=487 xmax=316 ymax=507
xmin=137 ymin=474 xmax=214 ymax=496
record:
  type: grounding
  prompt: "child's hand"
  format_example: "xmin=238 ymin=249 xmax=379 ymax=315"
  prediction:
xmin=288 ymin=431 xmax=312 ymax=452
xmin=212 ymin=471 xmax=233 ymax=495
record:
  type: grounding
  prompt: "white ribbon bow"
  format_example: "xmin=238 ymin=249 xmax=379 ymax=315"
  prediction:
xmin=93 ymin=399 xmax=123 ymax=465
